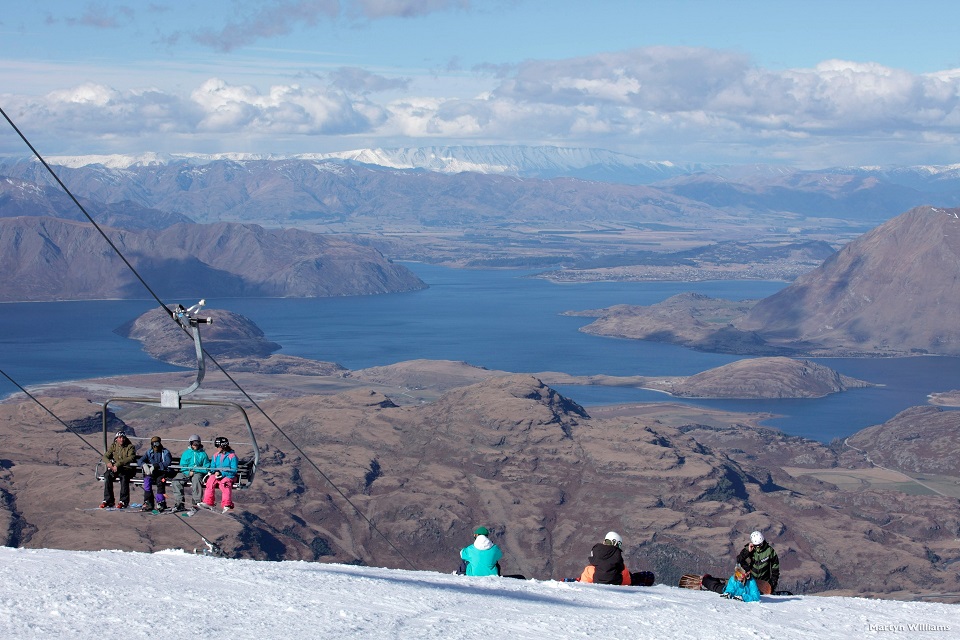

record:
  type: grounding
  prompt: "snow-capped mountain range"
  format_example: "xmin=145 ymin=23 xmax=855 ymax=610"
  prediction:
xmin=35 ymin=144 xmax=960 ymax=185
xmin=4 ymin=145 xmax=960 ymax=232
xmin=39 ymin=145 xmax=700 ymax=184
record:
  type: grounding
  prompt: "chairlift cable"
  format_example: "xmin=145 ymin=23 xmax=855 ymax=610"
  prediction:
xmin=0 ymin=367 xmax=103 ymax=456
xmin=0 ymin=106 xmax=176 ymax=324
xmin=0 ymin=107 xmax=418 ymax=571
xmin=202 ymin=350 xmax=419 ymax=570
xmin=0 ymin=367 xmax=225 ymax=552
xmin=168 ymin=508 xmax=223 ymax=554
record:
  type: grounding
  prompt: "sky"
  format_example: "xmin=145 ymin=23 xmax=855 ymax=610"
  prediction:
xmin=2 ymin=547 xmax=958 ymax=639
xmin=2 ymin=1 xmax=960 ymax=166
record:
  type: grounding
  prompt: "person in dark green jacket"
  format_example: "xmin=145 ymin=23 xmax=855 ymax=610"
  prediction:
xmin=736 ymin=531 xmax=780 ymax=591
xmin=100 ymin=431 xmax=137 ymax=509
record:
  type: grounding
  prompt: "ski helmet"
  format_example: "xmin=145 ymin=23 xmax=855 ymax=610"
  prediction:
xmin=750 ymin=531 xmax=764 ymax=545
xmin=214 ymin=436 xmax=229 ymax=448
xmin=150 ymin=436 xmax=161 ymax=445
xmin=188 ymin=435 xmax=202 ymax=444
xmin=604 ymin=531 xmax=623 ymax=548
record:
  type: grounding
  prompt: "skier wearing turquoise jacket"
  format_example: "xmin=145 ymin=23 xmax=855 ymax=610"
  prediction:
xmin=459 ymin=526 xmax=503 ymax=577
xmin=722 ymin=565 xmax=762 ymax=602
xmin=170 ymin=435 xmax=210 ymax=511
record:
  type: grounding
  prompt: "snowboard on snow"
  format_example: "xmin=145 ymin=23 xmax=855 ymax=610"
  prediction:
xmin=679 ymin=574 xmax=703 ymax=590
xmin=631 ymin=571 xmax=655 ymax=586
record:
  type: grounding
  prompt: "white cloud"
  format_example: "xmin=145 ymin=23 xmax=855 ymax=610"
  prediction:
xmin=5 ymin=46 xmax=960 ymax=164
xmin=189 ymin=79 xmax=384 ymax=134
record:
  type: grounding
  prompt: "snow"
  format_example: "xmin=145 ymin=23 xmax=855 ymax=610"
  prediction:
xmin=1 ymin=547 xmax=957 ymax=639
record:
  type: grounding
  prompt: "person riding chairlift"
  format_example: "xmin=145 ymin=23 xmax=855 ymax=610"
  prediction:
xmin=200 ymin=436 xmax=237 ymax=513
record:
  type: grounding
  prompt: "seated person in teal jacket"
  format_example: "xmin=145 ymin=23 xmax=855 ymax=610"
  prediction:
xmin=722 ymin=565 xmax=762 ymax=602
xmin=458 ymin=526 xmax=503 ymax=577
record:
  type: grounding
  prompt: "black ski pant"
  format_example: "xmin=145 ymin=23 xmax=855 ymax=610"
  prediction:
xmin=102 ymin=467 xmax=135 ymax=505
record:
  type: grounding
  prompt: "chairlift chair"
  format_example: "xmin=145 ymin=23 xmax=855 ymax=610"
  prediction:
xmin=96 ymin=301 xmax=260 ymax=489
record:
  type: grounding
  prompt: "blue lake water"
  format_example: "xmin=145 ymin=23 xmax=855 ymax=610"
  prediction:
xmin=1 ymin=262 xmax=958 ymax=442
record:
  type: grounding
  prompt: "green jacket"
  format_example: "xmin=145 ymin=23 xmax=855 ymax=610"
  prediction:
xmin=736 ymin=542 xmax=780 ymax=590
xmin=103 ymin=440 xmax=137 ymax=468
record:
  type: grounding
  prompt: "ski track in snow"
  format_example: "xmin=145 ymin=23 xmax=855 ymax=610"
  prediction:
xmin=0 ymin=547 xmax=956 ymax=639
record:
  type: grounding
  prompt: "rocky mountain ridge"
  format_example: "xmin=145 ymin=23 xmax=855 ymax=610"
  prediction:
xmin=2 ymin=374 xmax=958 ymax=599
xmin=0 ymin=216 xmax=425 ymax=302
xmin=741 ymin=206 xmax=960 ymax=355
xmin=4 ymin=149 xmax=955 ymax=233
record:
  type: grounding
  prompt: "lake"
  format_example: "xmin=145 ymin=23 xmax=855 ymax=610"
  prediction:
xmin=2 ymin=262 xmax=957 ymax=442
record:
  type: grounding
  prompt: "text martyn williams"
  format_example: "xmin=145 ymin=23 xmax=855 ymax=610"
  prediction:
xmin=868 ymin=623 xmax=950 ymax=632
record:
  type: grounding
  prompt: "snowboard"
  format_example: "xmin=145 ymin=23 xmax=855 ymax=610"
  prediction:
xmin=678 ymin=574 xmax=703 ymax=590
xmin=79 ymin=503 xmax=143 ymax=512
xmin=192 ymin=503 xmax=238 ymax=517
xmin=756 ymin=579 xmax=772 ymax=595
xmin=631 ymin=571 xmax=656 ymax=587
xmin=679 ymin=574 xmax=728 ymax=594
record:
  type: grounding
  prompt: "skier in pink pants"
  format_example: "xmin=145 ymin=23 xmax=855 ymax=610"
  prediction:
xmin=201 ymin=436 xmax=237 ymax=513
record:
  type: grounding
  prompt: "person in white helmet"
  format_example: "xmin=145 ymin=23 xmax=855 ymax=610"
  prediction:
xmin=578 ymin=531 xmax=632 ymax=585
xmin=736 ymin=530 xmax=780 ymax=592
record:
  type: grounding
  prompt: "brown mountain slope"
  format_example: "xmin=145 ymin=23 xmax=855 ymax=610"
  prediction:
xmin=2 ymin=375 xmax=959 ymax=598
xmin=742 ymin=207 xmax=960 ymax=355
xmin=0 ymin=217 xmax=425 ymax=301
xmin=846 ymin=406 xmax=960 ymax=476
xmin=0 ymin=176 xmax=192 ymax=230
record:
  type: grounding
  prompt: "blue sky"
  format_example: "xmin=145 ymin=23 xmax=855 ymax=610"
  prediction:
xmin=2 ymin=0 xmax=960 ymax=166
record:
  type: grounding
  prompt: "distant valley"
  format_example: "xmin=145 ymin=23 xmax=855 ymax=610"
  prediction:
xmin=6 ymin=146 xmax=960 ymax=276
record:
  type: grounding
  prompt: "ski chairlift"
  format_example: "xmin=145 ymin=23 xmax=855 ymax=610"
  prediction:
xmin=96 ymin=300 xmax=260 ymax=490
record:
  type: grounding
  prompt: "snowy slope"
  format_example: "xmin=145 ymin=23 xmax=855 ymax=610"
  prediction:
xmin=1 ymin=547 xmax=955 ymax=639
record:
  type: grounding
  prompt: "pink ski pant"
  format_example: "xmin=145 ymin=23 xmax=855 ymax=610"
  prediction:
xmin=203 ymin=475 xmax=235 ymax=508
